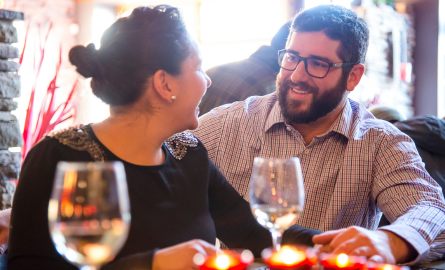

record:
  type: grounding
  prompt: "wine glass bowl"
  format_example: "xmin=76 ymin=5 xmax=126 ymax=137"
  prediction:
xmin=250 ymin=157 xmax=305 ymax=251
xmin=48 ymin=161 xmax=131 ymax=270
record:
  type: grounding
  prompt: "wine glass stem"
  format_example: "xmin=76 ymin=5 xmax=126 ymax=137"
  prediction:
xmin=271 ymin=230 xmax=282 ymax=252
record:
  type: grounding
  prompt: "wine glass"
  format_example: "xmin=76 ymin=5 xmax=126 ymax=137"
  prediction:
xmin=48 ymin=161 xmax=131 ymax=270
xmin=249 ymin=157 xmax=305 ymax=251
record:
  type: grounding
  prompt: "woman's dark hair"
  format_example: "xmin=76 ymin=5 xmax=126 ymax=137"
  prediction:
xmin=69 ymin=5 xmax=192 ymax=106
xmin=291 ymin=5 xmax=369 ymax=76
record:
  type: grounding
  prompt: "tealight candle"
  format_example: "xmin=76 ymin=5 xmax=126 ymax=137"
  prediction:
xmin=367 ymin=262 xmax=410 ymax=270
xmin=262 ymin=245 xmax=317 ymax=270
xmin=194 ymin=249 xmax=254 ymax=270
xmin=321 ymin=253 xmax=366 ymax=270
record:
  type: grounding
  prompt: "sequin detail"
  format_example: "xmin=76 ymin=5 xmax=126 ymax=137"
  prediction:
xmin=164 ymin=132 xmax=198 ymax=160
xmin=47 ymin=125 xmax=105 ymax=162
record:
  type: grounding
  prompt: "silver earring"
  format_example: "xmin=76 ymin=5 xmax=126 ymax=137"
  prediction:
xmin=171 ymin=95 xmax=176 ymax=101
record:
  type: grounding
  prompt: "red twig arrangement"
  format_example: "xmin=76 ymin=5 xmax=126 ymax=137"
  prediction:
xmin=21 ymin=22 xmax=79 ymax=161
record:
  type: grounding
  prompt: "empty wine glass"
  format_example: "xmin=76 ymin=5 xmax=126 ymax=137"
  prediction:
xmin=48 ymin=161 xmax=131 ymax=270
xmin=250 ymin=157 xmax=305 ymax=251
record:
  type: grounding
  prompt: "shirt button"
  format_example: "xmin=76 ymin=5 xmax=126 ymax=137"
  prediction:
xmin=303 ymin=149 xmax=309 ymax=154
xmin=286 ymin=126 xmax=291 ymax=131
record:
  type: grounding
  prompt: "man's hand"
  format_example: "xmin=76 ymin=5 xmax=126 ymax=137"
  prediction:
xmin=312 ymin=226 xmax=417 ymax=264
xmin=152 ymin=239 xmax=217 ymax=270
xmin=0 ymin=209 xmax=10 ymax=249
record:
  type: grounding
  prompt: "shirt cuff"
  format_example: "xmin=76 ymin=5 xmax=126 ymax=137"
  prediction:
xmin=379 ymin=223 xmax=430 ymax=265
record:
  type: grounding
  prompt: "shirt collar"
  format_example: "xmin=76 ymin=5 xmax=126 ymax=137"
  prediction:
xmin=264 ymin=97 xmax=355 ymax=140
xmin=328 ymin=99 xmax=354 ymax=140
xmin=264 ymin=95 xmax=285 ymax=132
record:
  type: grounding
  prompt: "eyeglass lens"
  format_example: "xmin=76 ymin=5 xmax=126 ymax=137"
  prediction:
xmin=279 ymin=51 xmax=330 ymax=78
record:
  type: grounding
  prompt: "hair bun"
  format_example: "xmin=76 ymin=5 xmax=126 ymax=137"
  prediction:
xmin=69 ymin=43 xmax=100 ymax=78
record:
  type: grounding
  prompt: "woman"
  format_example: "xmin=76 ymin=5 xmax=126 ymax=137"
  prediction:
xmin=8 ymin=6 xmax=318 ymax=270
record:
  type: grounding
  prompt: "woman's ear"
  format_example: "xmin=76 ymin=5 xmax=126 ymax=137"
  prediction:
xmin=152 ymin=69 xmax=176 ymax=103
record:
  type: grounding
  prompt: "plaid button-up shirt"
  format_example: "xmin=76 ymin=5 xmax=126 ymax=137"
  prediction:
xmin=193 ymin=93 xmax=445 ymax=264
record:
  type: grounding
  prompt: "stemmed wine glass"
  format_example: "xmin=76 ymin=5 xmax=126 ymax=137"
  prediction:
xmin=249 ymin=157 xmax=305 ymax=251
xmin=48 ymin=161 xmax=131 ymax=270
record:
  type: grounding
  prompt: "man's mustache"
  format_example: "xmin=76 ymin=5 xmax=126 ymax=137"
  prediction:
xmin=280 ymin=79 xmax=318 ymax=95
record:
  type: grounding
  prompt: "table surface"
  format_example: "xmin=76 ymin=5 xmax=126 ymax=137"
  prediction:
xmin=247 ymin=259 xmax=445 ymax=270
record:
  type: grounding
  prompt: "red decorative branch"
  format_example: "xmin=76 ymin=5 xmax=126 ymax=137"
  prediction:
xmin=21 ymin=23 xmax=79 ymax=162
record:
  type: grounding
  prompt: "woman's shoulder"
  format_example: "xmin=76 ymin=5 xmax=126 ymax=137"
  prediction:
xmin=44 ymin=124 xmax=105 ymax=161
xmin=164 ymin=131 xmax=207 ymax=160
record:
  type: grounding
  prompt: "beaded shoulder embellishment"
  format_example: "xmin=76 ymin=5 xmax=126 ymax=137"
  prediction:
xmin=164 ymin=132 xmax=198 ymax=160
xmin=47 ymin=125 xmax=105 ymax=162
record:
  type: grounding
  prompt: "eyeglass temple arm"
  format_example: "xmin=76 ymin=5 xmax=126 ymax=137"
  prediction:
xmin=331 ymin=62 xmax=359 ymax=67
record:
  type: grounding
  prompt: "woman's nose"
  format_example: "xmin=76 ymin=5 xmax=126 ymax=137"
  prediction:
xmin=205 ymin=73 xmax=212 ymax=88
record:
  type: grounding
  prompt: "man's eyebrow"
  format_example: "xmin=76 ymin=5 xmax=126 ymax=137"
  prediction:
xmin=308 ymin=54 xmax=334 ymax=63
xmin=286 ymin=49 xmax=336 ymax=63
xmin=286 ymin=49 xmax=299 ymax=55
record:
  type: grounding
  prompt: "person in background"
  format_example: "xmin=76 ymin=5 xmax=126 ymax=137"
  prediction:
xmin=198 ymin=22 xmax=291 ymax=115
xmin=368 ymin=105 xmax=407 ymax=123
xmin=194 ymin=5 xmax=445 ymax=265
xmin=8 ymin=6 xmax=318 ymax=270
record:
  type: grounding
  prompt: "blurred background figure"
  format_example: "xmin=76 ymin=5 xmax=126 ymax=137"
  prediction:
xmin=369 ymin=105 xmax=445 ymax=226
xmin=199 ymin=22 xmax=291 ymax=115
xmin=368 ymin=105 xmax=407 ymax=123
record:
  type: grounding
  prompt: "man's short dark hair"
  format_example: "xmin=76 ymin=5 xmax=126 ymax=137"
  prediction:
xmin=291 ymin=5 xmax=369 ymax=71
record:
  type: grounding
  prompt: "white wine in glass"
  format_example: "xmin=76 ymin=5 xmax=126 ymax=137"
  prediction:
xmin=250 ymin=157 xmax=305 ymax=251
xmin=48 ymin=161 xmax=131 ymax=270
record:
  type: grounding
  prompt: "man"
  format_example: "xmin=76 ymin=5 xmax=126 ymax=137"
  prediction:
xmin=199 ymin=23 xmax=290 ymax=115
xmin=194 ymin=5 xmax=445 ymax=265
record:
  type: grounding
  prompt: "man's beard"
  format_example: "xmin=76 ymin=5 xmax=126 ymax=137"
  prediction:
xmin=277 ymin=73 xmax=348 ymax=124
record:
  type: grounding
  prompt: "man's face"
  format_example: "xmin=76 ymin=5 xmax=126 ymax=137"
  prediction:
xmin=277 ymin=31 xmax=349 ymax=124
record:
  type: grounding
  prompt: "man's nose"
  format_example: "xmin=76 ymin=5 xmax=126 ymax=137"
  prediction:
xmin=290 ymin=60 xmax=309 ymax=82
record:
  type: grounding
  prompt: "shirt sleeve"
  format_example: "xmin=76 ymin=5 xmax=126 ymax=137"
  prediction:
xmin=372 ymin=131 xmax=445 ymax=264
xmin=8 ymin=138 xmax=157 ymax=270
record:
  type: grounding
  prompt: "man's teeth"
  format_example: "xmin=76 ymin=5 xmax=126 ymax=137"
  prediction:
xmin=292 ymin=88 xmax=309 ymax=94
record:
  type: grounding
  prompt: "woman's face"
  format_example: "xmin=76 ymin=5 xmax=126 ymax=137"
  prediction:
xmin=174 ymin=42 xmax=211 ymax=130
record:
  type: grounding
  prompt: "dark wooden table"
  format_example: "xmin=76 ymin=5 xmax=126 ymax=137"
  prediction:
xmin=247 ymin=259 xmax=445 ymax=270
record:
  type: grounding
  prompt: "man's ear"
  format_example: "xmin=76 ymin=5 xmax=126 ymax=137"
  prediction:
xmin=346 ymin=64 xmax=365 ymax=92
xmin=152 ymin=69 xmax=176 ymax=102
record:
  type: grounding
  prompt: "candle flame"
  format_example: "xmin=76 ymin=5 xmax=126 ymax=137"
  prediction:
xmin=336 ymin=253 xmax=349 ymax=267
xmin=269 ymin=246 xmax=306 ymax=266
xmin=383 ymin=265 xmax=392 ymax=270
xmin=216 ymin=254 xmax=230 ymax=270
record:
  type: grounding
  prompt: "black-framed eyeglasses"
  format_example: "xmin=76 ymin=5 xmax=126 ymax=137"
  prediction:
xmin=278 ymin=49 xmax=358 ymax=79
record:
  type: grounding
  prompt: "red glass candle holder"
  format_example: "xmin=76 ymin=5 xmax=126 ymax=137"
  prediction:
xmin=195 ymin=249 xmax=254 ymax=270
xmin=262 ymin=245 xmax=317 ymax=270
xmin=321 ymin=253 xmax=366 ymax=270
xmin=367 ymin=262 xmax=410 ymax=270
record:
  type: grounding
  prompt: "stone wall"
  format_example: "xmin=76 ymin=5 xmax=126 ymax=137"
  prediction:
xmin=0 ymin=10 xmax=23 ymax=210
